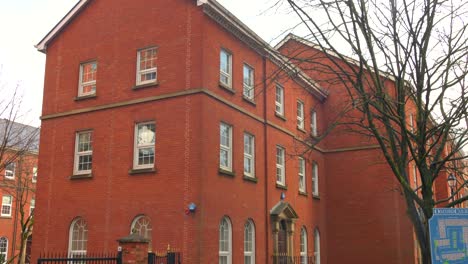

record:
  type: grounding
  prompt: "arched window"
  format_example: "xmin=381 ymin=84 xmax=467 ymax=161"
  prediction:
xmin=314 ymin=229 xmax=321 ymax=264
xmin=0 ymin=237 xmax=8 ymax=264
xmin=219 ymin=217 xmax=232 ymax=264
xmin=130 ymin=215 xmax=152 ymax=249
xmin=300 ymin=227 xmax=308 ymax=264
xmin=131 ymin=215 xmax=152 ymax=239
xmin=244 ymin=220 xmax=255 ymax=264
xmin=68 ymin=218 xmax=88 ymax=257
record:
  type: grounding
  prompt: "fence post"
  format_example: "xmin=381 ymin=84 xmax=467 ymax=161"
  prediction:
xmin=117 ymin=234 xmax=149 ymax=264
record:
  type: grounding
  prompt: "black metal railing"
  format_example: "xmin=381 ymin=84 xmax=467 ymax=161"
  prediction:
xmin=148 ymin=252 xmax=181 ymax=264
xmin=272 ymin=254 xmax=315 ymax=264
xmin=38 ymin=252 xmax=122 ymax=264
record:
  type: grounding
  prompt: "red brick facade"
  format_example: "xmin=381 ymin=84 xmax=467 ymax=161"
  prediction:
xmin=32 ymin=0 xmax=453 ymax=263
xmin=0 ymin=151 xmax=37 ymax=263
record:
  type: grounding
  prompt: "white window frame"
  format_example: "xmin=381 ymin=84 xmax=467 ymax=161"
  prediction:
xmin=32 ymin=167 xmax=37 ymax=183
xmin=68 ymin=218 xmax=88 ymax=258
xmin=275 ymin=85 xmax=284 ymax=116
xmin=136 ymin=47 xmax=158 ymax=85
xmin=276 ymin=146 xmax=285 ymax=186
xmin=243 ymin=64 xmax=254 ymax=100
xmin=413 ymin=164 xmax=418 ymax=189
xmin=244 ymin=220 xmax=255 ymax=264
xmin=409 ymin=113 xmax=414 ymax=132
xmin=311 ymin=110 xmax=317 ymax=137
xmin=30 ymin=198 xmax=35 ymax=216
xmin=312 ymin=162 xmax=319 ymax=196
xmin=299 ymin=157 xmax=306 ymax=193
xmin=0 ymin=237 xmax=7 ymax=264
xmin=219 ymin=217 xmax=232 ymax=264
xmin=133 ymin=122 xmax=156 ymax=170
xmin=300 ymin=227 xmax=308 ymax=264
xmin=297 ymin=100 xmax=305 ymax=129
xmin=243 ymin=133 xmax=255 ymax=177
xmin=220 ymin=123 xmax=233 ymax=172
xmin=220 ymin=49 xmax=232 ymax=88
xmin=314 ymin=229 xmax=321 ymax=264
xmin=74 ymin=131 xmax=93 ymax=175
xmin=78 ymin=61 xmax=97 ymax=97
xmin=1 ymin=195 xmax=12 ymax=217
xmin=130 ymin=215 xmax=153 ymax=248
xmin=4 ymin=163 xmax=15 ymax=180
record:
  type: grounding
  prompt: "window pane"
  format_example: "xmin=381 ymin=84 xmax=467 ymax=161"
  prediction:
xmin=244 ymin=157 xmax=252 ymax=174
xmin=244 ymin=134 xmax=252 ymax=155
xmin=78 ymin=132 xmax=92 ymax=152
xmin=220 ymin=150 xmax=228 ymax=167
xmin=137 ymin=124 xmax=155 ymax=145
xmin=220 ymin=51 xmax=230 ymax=73
xmin=81 ymin=62 xmax=97 ymax=83
xmin=138 ymin=147 xmax=154 ymax=165
xmin=78 ymin=155 xmax=92 ymax=171
xmin=70 ymin=218 xmax=88 ymax=254
xmin=220 ymin=127 xmax=229 ymax=147
xmin=139 ymin=48 xmax=157 ymax=71
xmin=2 ymin=196 xmax=11 ymax=204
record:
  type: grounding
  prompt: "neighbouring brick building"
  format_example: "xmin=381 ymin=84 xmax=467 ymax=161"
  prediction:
xmin=0 ymin=120 xmax=39 ymax=264
xmin=31 ymin=0 xmax=460 ymax=263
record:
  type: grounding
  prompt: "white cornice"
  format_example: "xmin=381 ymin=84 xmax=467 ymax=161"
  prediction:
xmin=203 ymin=0 xmax=328 ymax=101
xmin=34 ymin=0 xmax=327 ymax=100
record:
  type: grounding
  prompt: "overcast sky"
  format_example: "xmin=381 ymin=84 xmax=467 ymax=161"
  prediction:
xmin=0 ymin=0 xmax=291 ymax=127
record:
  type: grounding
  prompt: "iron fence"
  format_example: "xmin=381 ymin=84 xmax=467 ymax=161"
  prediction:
xmin=37 ymin=252 xmax=122 ymax=264
xmin=272 ymin=255 xmax=315 ymax=264
xmin=148 ymin=252 xmax=181 ymax=264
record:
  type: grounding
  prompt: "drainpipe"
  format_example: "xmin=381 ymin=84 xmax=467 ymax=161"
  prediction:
xmin=263 ymin=55 xmax=270 ymax=263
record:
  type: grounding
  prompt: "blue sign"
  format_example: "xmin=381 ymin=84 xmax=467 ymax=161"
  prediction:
xmin=429 ymin=208 xmax=468 ymax=263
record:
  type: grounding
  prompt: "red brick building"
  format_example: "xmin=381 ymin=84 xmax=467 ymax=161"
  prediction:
xmin=0 ymin=120 xmax=39 ymax=264
xmin=32 ymin=0 xmax=458 ymax=263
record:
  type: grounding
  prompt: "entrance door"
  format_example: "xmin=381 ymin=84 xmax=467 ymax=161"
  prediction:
xmin=277 ymin=220 xmax=288 ymax=264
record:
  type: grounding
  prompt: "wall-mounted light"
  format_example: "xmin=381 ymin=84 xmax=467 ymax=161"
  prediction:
xmin=188 ymin=202 xmax=197 ymax=212
xmin=280 ymin=192 xmax=286 ymax=200
xmin=185 ymin=203 xmax=197 ymax=215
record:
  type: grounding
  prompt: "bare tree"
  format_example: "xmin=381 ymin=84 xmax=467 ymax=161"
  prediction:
xmin=0 ymin=78 xmax=39 ymax=264
xmin=273 ymin=0 xmax=468 ymax=263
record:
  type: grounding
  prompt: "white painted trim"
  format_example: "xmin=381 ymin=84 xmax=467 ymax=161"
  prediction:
xmin=74 ymin=131 xmax=93 ymax=175
xmin=1 ymin=195 xmax=12 ymax=217
xmin=68 ymin=218 xmax=88 ymax=257
xmin=243 ymin=133 xmax=255 ymax=177
xmin=276 ymin=146 xmax=285 ymax=185
xmin=298 ymin=157 xmax=306 ymax=193
xmin=300 ymin=227 xmax=308 ymax=264
xmin=35 ymin=0 xmax=91 ymax=53
xmin=136 ymin=47 xmax=158 ymax=86
xmin=197 ymin=0 xmax=207 ymax=6
xmin=133 ymin=122 xmax=156 ymax=170
xmin=0 ymin=237 xmax=8 ymax=263
xmin=219 ymin=217 xmax=232 ymax=264
xmin=244 ymin=219 xmax=255 ymax=264
xmin=204 ymin=0 xmax=327 ymax=100
xmin=34 ymin=0 xmax=327 ymax=100
xmin=219 ymin=122 xmax=233 ymax=171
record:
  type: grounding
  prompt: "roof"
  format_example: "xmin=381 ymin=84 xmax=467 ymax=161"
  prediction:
xmin=35 ymin=0 xmax=328 ymax=101
xmin=0 ymin=119 xmax=40 ymax=153
xmin=35 ymin=0 xmax=91 ymax=53
xmin=275 ymin=33 xmax=400 ymax=83
xmin=270 ymin=201 xmax=299 ymax=219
